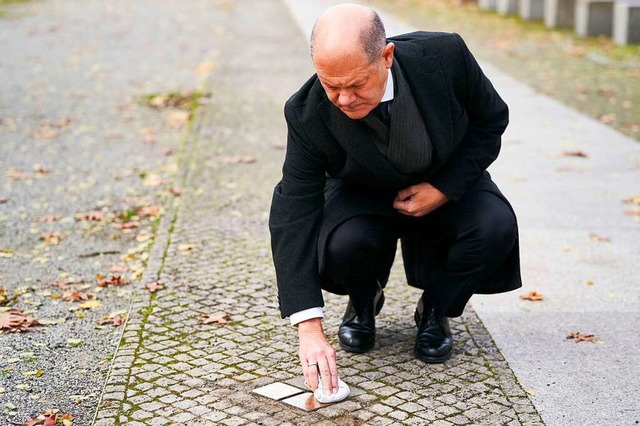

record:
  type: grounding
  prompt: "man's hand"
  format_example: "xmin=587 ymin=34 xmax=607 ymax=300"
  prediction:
xmin=393 ymin=182 xmax=449 ymax=217
xmin=296 ymin=318 xmax=338 ymax=395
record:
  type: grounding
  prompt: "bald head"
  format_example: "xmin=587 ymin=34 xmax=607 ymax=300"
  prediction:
xmin=310 ymin=3 xmax=386 ymax=65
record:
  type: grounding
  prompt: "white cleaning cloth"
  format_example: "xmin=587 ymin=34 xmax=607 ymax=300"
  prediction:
xmin=313 ymin=377 xmax=350 ymax=403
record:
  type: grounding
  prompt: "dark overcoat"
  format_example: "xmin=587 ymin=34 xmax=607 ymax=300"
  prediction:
xmin=269 ymin=32 xmax=522 ymax=318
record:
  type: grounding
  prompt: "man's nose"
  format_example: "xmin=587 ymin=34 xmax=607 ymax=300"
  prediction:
xmin=337 ymin=91 xmax=356 ymax=106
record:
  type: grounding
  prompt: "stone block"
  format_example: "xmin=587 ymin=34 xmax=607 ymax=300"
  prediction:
xmin=613 ymin=0 xmax=640 ymax=44
xmin=520 ymin=0 xmax=545 ymax=18
xmin=497 ymin=0 xmax=519 ymax=14
xmin=575 ymin=0 xmax=614 ymax=36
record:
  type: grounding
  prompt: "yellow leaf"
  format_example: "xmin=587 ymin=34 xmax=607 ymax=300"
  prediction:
xmin=76 ymin=300 xmax=103 ymax=310
xmin=22 ymin=370 xmax=44 ymax=377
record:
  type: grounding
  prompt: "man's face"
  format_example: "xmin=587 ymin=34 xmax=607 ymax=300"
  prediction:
xmin=315 ymin=43 xmax=394 ymax=120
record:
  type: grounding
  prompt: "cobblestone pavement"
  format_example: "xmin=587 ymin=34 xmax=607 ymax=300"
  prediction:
xmin=92 ymin=0 xmax=543 ymax=425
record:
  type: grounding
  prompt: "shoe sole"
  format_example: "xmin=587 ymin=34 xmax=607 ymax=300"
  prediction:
xmin=414 ymin=349 xmax=452 ymax=364
xmin=339 ymin=341 xmax=374 ymax=353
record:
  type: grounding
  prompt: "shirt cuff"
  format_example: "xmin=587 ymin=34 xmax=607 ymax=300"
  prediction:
xmin=289 ymin=307 xmax=324 ymax=326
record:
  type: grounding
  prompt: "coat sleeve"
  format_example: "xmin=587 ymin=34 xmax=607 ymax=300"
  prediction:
xmin=269 ymin=104 xmax=327 ymax=318
xmin=429 ymin=34 xmax=509 ymax=201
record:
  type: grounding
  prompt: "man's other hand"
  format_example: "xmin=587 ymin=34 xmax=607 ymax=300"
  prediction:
xmin=393 ymin=182 xmax=449 ymax=217
xmin=297 ymin=318 xmax=338 ymax=395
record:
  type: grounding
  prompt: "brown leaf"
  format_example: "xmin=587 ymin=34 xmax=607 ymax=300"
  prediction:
xmin=8 ymin=170 xmax=31 ymax=181
xmin=142 ymin=173 xmax=163 ymax=187
xmin=38 ymin=232 xmax=63 ymax=245
xmin=0 ymin=197 xmax=8 ymax=204
xmin=145 ymin=281 xmax=164 ymax=293
xmin=166 ymin=110 xmax=190 ymax=129
xmin=75 ymin=211 xmax=105 ymax=222
xmin=198 ymin=312 xmax=231 ymax=325
xmin=520 ymin=291 xmax=544 ymax=301
xmin=196 ymin=60 xmax=216 ymax=74
xmin=566 ymin=332 xmax=599 ymax=343
xmin=623 ymin=196 xmax=640 ymax=205
xmin=598 ymin=113 xmax=616 ymax=124
xmin=62 ymin=289 xmax=93 ymax=302
xmin=99 ymin=315 xmax=125 ymax=327
xmin=33 ymin=125 xmax=59 ymax=140
xmin=37 ymin=215 xmax=61 ymax=223
xmin=97 ymin=275 xmax=130 ymax=288
xmin=589 ymin=233 xmax=610 ymax=243
xmin=562 ymin=150 xmax=588 ymax=158
xmin=0 ymin=309 xmax=41 ymax=332
xmin=214 ymin=155 xmax=256 ymax=164
xmin=109 ymin=264 xmax=129 ymax=273
xmin=136 ymin=205 xmax=163 ymax=218
xmin=113 ymin=221 xmax=139 ymax=230
xmin=33 ymin=165 xmax=51 ymax=175
xmin=169 ymin=186 xmax=183 ymax=196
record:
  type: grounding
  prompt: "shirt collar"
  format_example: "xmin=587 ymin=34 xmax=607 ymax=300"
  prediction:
xmin=380 ymin=67 xmax=394 ymax=102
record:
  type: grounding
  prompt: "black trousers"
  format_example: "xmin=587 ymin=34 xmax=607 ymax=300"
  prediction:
xmin=322 ymin=191 xmax=517 ymax=317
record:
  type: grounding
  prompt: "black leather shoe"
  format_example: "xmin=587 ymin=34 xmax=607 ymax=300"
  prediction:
xmin=338 ymin=284 xmax=385 ymax=353
xmin=414 ymin=293 xmax=453 ymax=363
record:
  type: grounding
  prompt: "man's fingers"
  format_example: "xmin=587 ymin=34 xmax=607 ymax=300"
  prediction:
xmin=396 ymin=186 xmax=416 ymax=201
xmin=317 ymin=358 xmax=333 ymax=395
xmin=305 ymin=362 xmax=319 ymax=390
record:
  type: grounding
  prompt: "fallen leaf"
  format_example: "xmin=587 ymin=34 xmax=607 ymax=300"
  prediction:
xmin=598 ymin=113 xmax=616 ymax=124
xmin=0 ymin=249 xmax=14 ymax=258
xmin=62 ymin=290 xmax=93 ymax=302
xmin=589 ymin=233 xmax=610 ymax=243
xmin=75 ymin=211 xmax=106 ymax=222
xmin=586 ymin=280 xmax=595 ymax=286
xmin=22 ymin=369 xmax=45 ymax=377
xmin=109 ymin=264 xmax=129 ymax=273
xmin=623 ymin=196 xmax=640 ymax=205
xmin=562 ymin=150 xmax=588 ymax=158
xmin=142 ymin=173 xmax=163 ymax=187
xmin=33 ymin=165 xmax=51 ymax=175
xmin=196 ymin=60 xmax=216 ymax=74
xmin=8 ymin=170 xmax=31 ymax=181
xmin=145 ymin=281 xmax=164 ymax=293
xmin=0 ymin=197 xmax=8 ymax=204
xmin=166 ymin=110 xmax=190 ymax=129
xmin=566 ymin=332 xmax=599 ymax=343
xmin=37 ymin=215 xmax=61 ymax=223
xmin=169 ymin=186 xmax=183 ymax=196
xmin=67 ymin=338 xmax=83 ymax=347
xmin=520 ymin=291 xmax=544 ymax=301
xmin=113 ymin=221 xmax=140 ymax=230
xmin=74 ymin=300 xmax=103 ymax=310
xmin=38 ymin=232 xmax=63 ymax=245
xmin=198 ymin=312 xmax=231 ymax=325
xmin=0 ymin=310 xmax=41 ymax=332
xmin=33 ymin=125 xmax=59 ymax=139
xmin=99 ymin=315 xmax=125 ymax=327
xmin=97 ymin=275 xmax=130 ymax=288
xmin=136 ymin=205 xmax=163 ymax=218
xmin=214 ymin=155 xmax=256 ymax=164
xmin=177 ymin=244 xmax=195 ymax=252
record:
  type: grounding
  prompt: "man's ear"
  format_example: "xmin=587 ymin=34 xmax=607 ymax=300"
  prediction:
xmin=382 ymin=42 xmax=395 ymax=68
